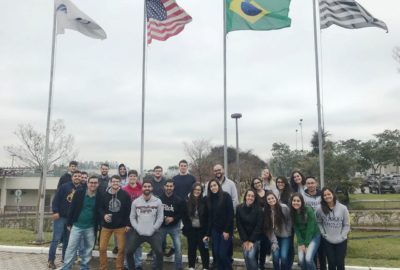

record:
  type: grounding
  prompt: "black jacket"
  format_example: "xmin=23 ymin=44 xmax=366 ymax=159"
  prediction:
xmin=67 ymin=188 xmax=101 ymax=231
xmin=182 ymin=196 xmax=208 ymax=236
xmin=236 ymin=203 xmax=263 ymax=243
xmin=159 ymin=193 xmax=184 ymax=227
xmin=98 ymin=188 xmax=131 ymax=229
xmin=206 ymin=192 xmax=234 ymax=236
xmin=57 ymin=172 xmax=71 ymax=190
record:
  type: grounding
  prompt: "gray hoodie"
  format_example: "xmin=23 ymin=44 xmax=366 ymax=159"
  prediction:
xmin=304 ymin=189 xmax=322 ymax=211
xmin=269 ymin=204 xmax=292 ymax=243
xmin=316 ymin=202 xmax=350 ymax=244
xmin=130 ymin=194 xmax=164 ymax=236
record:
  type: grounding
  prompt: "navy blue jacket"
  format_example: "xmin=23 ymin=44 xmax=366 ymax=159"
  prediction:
xmin=52 ymin=182 xmax=81 ymax=218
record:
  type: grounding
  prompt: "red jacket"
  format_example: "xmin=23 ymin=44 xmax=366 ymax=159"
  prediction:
xmin=123 ymin=183 xmax=142 ymax=202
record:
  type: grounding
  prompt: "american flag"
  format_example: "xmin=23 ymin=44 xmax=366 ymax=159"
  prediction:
xmin=319 ymin=0 xmax=388 ymax=32
xmin=146 ymin=0 xmax=192 ymax=44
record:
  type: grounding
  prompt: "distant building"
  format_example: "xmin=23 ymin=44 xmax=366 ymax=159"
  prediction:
xmin=0 ymin=176 xmax=59 ymax=213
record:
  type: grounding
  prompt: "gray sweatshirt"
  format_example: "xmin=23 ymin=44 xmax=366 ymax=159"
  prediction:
xmin=304 ymin=189 xmax=322 ymax=211
xmin=269 ymin=204 xmax=292 ymax=243
xmin=316 ymin=202 xmax=350 ymax=244
xmin=130 ymin=195 xmax=164 ymax=236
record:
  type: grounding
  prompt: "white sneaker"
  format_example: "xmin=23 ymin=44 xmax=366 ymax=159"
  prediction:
xmin=188 ymin=268 xmax=195 ymax=270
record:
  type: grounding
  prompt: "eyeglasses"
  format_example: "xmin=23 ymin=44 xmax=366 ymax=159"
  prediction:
xmin=277 ymin=181 xmax=284 ymax=184
xmin=88 ymin=182 xmax=98 ymax=185
xmin=194 ymin=189 xmax=202 ymax=192
xmin=254 ymin=182 xmax=262 ymax=185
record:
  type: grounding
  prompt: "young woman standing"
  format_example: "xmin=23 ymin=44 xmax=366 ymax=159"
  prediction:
xmin=290 ymin=171 xmax=306 ymax=195
xmin=251 ymin=177 xmax=270 ymax=269
xmin=316 ymin=188 xmax=350 ymax=270
xmin=290 ymin=193 xmax=320 ymax=270
xmin=236 ymin=189 xmax=263 ymax=270
xmin=203 ymin=179 xmax=234 ymax=270
xmin=275 ymin=176 xmax=293 ymax=206
xmin=264 ymin=192 xmax=292 ymax=270
xmin=182 ymin=183 xmax=209 ymax=270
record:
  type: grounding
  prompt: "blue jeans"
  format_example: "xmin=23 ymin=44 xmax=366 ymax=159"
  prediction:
xmin=272 ymin=237 xmax=291 ymax=270
xmin=298 ymin=234 xmax=320 ymax=270
xmin=211 ymin=229 xmax=233 ymax=270
xmin=61 ymin=226 xmax=95 ymax=270
xmin=48 ymin=217 xmax=69 ymax=262
xmin=242 ymin=241 xmax=259 ymax=270
xmin=159 ymin=224 xmax=182 ymax=270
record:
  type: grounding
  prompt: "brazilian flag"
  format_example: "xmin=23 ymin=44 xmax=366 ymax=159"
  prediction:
xmin=226 ymin=0 xmax=291 ymax=32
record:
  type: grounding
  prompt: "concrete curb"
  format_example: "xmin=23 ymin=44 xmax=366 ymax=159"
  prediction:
xmin=0 ymin=245 xmax=399 ymax=270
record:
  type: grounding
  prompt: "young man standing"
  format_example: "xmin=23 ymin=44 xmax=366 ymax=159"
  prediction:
xmin=159 ymin=179 xmax=184 ymax=270
xmin=151 ymin=165 xmax=166 ymax=198
xmin=48 ymin=170 xmax=82 ymax=269
xmin=172 ymin=160 xmax=196 ymax=200
xmin=118 ymin=163 xmax=129 ymax=188
xmin=98 ymin=163 xmax=110 ymax=192
xmin=125 ymin=180 xmax=164 ymax=270
xmin=61 ymin=176 xmax=100 ymax=270
xmin=123 ymin=170 xmax=143 ymax=270
xmin=98 ymin=175 xmax=131 ymax=270
xmin=80 ymin=171 xmax=89 ymax=185
xmin=57 ymin=161 xmax=78 ymax=189
xmin=304 ymin=176 xmax=326 ymax=270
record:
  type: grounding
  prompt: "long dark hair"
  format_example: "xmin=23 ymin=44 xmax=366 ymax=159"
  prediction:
xmin=187 ymin=182 xmax=205 ymax=218
xmin=264 ymin=191 xmax=285 ymax=235
xmin=206 ymin=179 xmax=224 ymax=210
xmin=290 ymin=170 xmax=306 ymax=192
xmin=320 ymin=187 xmax=337 ymax=215
xmin=242 ymin=189 xmax=257 ymax=207
xmin=275 ymin=176 xmax=292 ymax=205
xmin=251 ymin=177 xmax=263 ymax=191
xmin=290 ymin=193 xmax=307 ymax=225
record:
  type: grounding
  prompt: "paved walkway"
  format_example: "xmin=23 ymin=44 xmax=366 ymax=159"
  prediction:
xmin=0 ymin=250 xmax=245 ymax=270
xmin=1 ymin=246 xmax=399 ymax=270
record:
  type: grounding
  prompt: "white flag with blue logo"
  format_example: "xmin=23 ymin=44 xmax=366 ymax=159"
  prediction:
xmin=55 ymin=0 xmax=107 ymax=40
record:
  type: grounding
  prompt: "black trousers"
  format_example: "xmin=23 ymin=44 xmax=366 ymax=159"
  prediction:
xmin=125 ymin=230 xmax=163 ymax=270
xmin=314 ymin=236 xmax=327 ymax=270
xmin=323 ymin=239 xmax=347 ymax=270
xmin=258 ymin=233 xmax=271 ymax=269
xmin=186 ymin=228 xmax=210 ymax=269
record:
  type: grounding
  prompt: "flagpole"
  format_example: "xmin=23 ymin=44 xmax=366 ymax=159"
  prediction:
xmin=312 ymin=0 xmax=325 ymax=187
xmin=223 ymin=0 xmax=228 ymax=176
xmin=139 ymin=0 xmax=147 ymax=181
xmin=37 ymin=1 xmax=57 ymax=242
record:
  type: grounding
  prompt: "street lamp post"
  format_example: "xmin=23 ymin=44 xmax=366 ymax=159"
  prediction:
xmin=231 ymin=113 xmax=242 ymax=190
xmin=299 ymin=118 xmax=304 ymax=151
xmin=295 ymin=129 xmax=298 ymax=150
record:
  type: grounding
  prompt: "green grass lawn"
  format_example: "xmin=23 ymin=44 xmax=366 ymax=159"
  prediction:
xmin=1 ymin=228 xmax=399 ymax=267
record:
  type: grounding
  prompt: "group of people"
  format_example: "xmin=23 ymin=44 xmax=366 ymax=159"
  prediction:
xmin=48 ymin=160 xmax=350 ymax=270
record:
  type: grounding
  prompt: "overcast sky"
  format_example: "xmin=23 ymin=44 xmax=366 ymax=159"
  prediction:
xmin=0 ymin=0 xmax=399 ymax=170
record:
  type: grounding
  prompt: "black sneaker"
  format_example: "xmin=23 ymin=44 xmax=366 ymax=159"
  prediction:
xmin=112 ymin=247 xmax=118 ymax=254
xmin=47 ymin=261 xmax=56 ymax=269
xmin=147 ymin=249 xmax=153 ymax=257
xmin=164 ymin=248 xmax=175 ymax=257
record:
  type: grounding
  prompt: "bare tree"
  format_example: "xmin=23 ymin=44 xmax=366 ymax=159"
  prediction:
xmin=183 ymin=139 xmax=214 ymax=183
xmin=5 ymin=119 xmax=77 ymax=242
